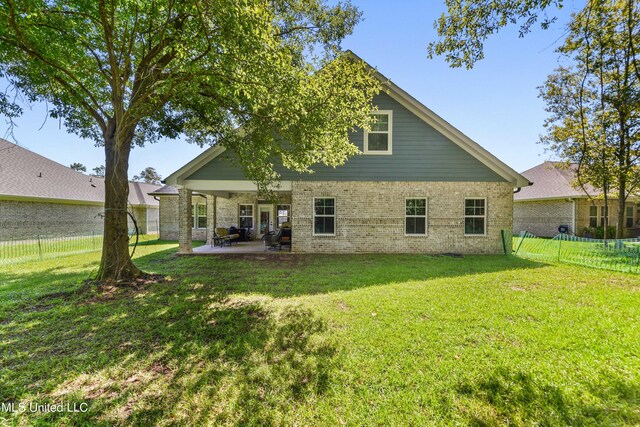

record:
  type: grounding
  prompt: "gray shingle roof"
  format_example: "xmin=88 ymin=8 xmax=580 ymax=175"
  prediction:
xmin=148 ymin=184 xmax=179 ymax=196
xmin=515 ymin=161 xmax=598 ymax=201
xmin=0 ymin=139 xmax=159 ymax=206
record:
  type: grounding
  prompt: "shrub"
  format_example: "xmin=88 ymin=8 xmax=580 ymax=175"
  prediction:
xmin=582 ymin=226 xmax=618 ymax=239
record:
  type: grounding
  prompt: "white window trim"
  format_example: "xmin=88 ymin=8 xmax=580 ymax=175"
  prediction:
xmin=464 ymin=197 xmax=487 ymax=237
xmin=239 ymin=204 xmax=254 ymax=229
xmin=277 ymin=204 xmax=291 ymax=227
xmin=626 ymin=205 xmax=635 ymax=228
xmin=192 ymin=201 xmax=207 ymax=230
xmin=364 ymin=110 xmax=393 ymax=155
xmin=589 ymin=205 xmax=598 ymax=228
xmin=405 ymin=197 xmax=428 ymax=237
xmin=312 ymin=197 xmax=336 ymax=236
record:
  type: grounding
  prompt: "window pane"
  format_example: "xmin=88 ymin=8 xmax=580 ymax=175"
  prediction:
xmin=465 ymin=217 xmax=485 ymax=235
xmin=314 ymin=216 xmax=334 ymax=234
xmin=589 ymin=218 xmax=597 ymax=227
xmin=277 ymin=205 xmax=289 ymax=217
xmin=370 ymin=114 xmax=388 ymax=131
xmin=465 ymin=199 xmax=485 ymax=216
xmin=406 ymin=199 xmax=426 ymax=216
xmin=240 ymin=217 xmax=253 ymax=229
xmin=589 ymin=206 xmax=597 ymax=216
xmin=315 ymin=199 xmax=334 ymax=215
xmin=198 ymin=216 xmax=207 ymax=229
xmin=240 ymin=205 xmax=253 ymax=216
xmin=406 ymin=217 xmax=425 ymax=235
xmin=198 ymin=204 xmax=206 ymax=216
xmin=367 ymin=133 xmax=388 ymax=151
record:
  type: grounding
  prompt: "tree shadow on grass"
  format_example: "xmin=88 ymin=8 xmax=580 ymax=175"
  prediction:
xmin=0 ymin=277 xmax=335 ymax=426
xmin=132 ymin=244 xmax=550 ymax=298
xmin=455 ymin=367 xmax=640 ymax=426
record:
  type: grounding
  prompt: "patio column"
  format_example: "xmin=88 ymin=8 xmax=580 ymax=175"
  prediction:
xmin=206 ymin=195 xmax=215 ymax=245
xmin=178 ymin=187 xmax=193 ymax=253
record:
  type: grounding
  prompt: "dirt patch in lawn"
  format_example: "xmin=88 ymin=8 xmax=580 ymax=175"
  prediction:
xmin=81 ymin=273 xmax=167 ymax=304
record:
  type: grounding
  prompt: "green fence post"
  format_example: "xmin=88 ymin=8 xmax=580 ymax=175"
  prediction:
xmin=557 ymin=236 xmax=562 ymax=262
xmin=500 ymin=229 xmax=508 ymax=255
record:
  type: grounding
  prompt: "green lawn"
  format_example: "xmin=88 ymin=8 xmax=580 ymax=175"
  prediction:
xmin=513 ymin=234 xmax=640 ymax=273
xmin=1 ymin=242 xmax=639 ymax=426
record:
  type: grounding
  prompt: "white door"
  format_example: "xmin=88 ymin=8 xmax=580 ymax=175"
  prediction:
xmin=258 ymin=204 xmax=274 ymax=234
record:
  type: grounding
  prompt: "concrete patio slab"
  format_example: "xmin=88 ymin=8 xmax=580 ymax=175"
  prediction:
xmin=189 ymin=240 xmax=291 ymax=255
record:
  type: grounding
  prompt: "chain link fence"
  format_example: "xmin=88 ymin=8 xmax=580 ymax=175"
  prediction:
xmin=513 ymin=231 xmax=640 ymax=273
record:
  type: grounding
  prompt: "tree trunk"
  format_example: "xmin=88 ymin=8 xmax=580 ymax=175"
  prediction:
xmin=95 ymin=122 xmax=142 ymax=282
xmin=603 ymin=192 xmax=609 ymax=240
xmin=616 ymin=177 xmax=626 ymax=239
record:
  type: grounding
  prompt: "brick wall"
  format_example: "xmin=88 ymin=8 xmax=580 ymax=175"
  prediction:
xmin=291 ymin=181 xmax=513 ymax=254
xmin=575 ymin=199 xmax=639 ymax=237
xmin=159 ymin=195 xmax=207 ymax=241
xmin=513 ymin=200 xmax=574 ymax=237
xmin=0 ymin=199 xmax=104 ymax=240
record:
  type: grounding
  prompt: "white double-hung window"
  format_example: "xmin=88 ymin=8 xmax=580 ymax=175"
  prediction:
xmin=405 ymin=198 xmax=427 ymax=235
xmin=364 ymin=110 xmax=393 ymax=154
xmin=464 ymin=198 xmax=486 ymax=236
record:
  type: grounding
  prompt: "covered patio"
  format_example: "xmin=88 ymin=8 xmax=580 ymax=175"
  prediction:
xmin=191 ymin=240 xmax=292 ymax=254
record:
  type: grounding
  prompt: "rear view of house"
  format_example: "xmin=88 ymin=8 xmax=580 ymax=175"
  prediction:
xmin=153 ymin=54 xmax=529 ymax=254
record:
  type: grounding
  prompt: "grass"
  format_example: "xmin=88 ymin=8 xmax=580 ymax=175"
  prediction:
xmin=1 ymin=242 xmax=639 ymax=426
xmin=0 ymin=234 xmax=158 ymax=265
xmin=514 ymin=234 xmax=640 ymax=273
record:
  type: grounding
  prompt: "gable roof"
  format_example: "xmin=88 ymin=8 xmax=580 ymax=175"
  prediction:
xmin=515 ymin=161 xmax=598 ymax=201
xmin=166 ymin=52 xmax=530 ymax=188
xmin=0 ymin=139 xmax=159 ymax=207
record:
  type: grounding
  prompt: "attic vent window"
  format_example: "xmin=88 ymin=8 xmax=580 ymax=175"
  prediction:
xmin=364 ymin=110 xmax=393 ymax=155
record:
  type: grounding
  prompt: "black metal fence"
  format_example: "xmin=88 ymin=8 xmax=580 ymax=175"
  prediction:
xmin=0 ymin=232 xmax=158 ymax=265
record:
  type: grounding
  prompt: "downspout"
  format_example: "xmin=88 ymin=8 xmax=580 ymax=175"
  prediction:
xmin=572 ymin=198 xmax=577 ymax=235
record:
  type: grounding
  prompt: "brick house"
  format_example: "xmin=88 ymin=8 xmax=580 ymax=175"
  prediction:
xmin=153 ymin=54 xmax=529 ymax=254
xmin=513 ymin=161 xmax=640 ymax=237
xmin=0 ymin=139 xmax=160 ymax=240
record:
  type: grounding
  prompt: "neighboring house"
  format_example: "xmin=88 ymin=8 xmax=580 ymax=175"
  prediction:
xmin=0 ymin=139 xmax=160 ymax=240
xmin=154 ymin=53 xmax=529 ymax=254
xmin=513 ymin=161 xmax=639 ymax=237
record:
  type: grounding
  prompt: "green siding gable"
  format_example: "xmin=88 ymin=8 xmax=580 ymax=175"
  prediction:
xmin=186 ymin=92 xmax=506 ymax=182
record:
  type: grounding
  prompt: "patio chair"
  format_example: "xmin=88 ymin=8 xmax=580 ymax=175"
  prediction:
xmin=261 ymin=231 xmax=278 ymax=251
xmin=215 ymin=227 xmax=240 ymax=247
xmin=277 ymin=226 xmax=292 ymax=251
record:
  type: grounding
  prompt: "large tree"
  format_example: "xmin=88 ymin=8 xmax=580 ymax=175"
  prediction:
xmin=539 ymin=0 xmax=640 ymax=238
xmin=0 ymin=0 xmax=379 ymax=281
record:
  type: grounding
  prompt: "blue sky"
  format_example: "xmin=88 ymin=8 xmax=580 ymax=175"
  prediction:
xmin=1 ymin=0 xmax=584 ymax=179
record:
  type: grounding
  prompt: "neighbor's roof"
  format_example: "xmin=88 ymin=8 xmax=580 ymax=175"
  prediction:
xmin=0 ymin=139 xmax=159 ymax=206
xmin=515 ymin=161 xmax=598 ymax=201
xmin=129 ymin=181 xmax=162 ymax=206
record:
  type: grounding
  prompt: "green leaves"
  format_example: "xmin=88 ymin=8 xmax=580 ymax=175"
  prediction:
xmin=0 ymin=0 xmax=378 ymax=189
xmin=539 ymin=0 xmax=640 ymax=236
xmin=428 ymin=0 xmax=563 ymax=69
